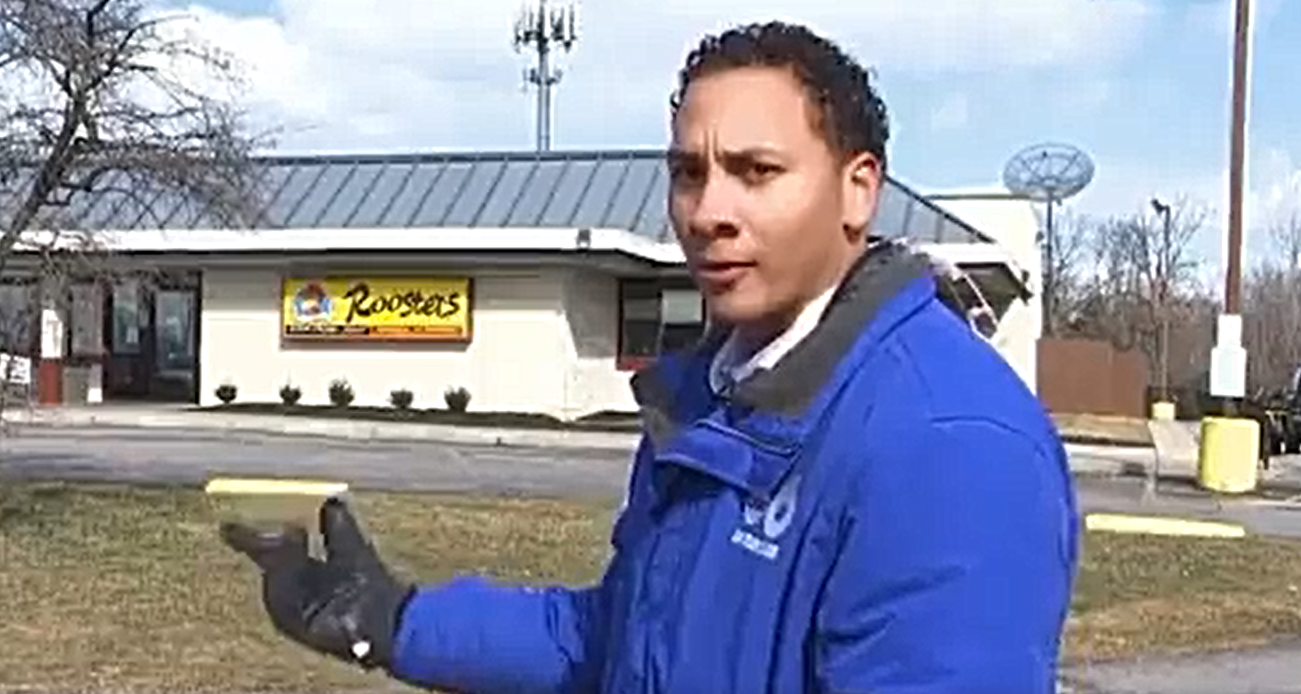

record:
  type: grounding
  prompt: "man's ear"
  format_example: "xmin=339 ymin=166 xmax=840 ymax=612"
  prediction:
xmin=842 ymin=153 xmax=882 ymax=239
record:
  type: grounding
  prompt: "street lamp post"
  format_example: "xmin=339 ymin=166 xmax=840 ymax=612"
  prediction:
xmin=1043 ymin=196 xmax=1057 ymax=338
xmin=1152 ymin=198 xmax=1173 ymax=403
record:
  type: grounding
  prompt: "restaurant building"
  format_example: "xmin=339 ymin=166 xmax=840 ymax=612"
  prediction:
xmin=1 ymin=149 xmax=1041 ymax=418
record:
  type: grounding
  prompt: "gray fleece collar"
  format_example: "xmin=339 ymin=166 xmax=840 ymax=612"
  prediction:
xmin=633 ymin=240 xmax=937 ymax=423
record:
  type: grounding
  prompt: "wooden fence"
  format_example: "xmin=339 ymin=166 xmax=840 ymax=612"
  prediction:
xmin=1037 ymin=338 xmax=1150 ymax=418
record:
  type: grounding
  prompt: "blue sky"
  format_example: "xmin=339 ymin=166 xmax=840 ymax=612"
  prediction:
xmin=173 ymin=0 xmax=1299 ymax=270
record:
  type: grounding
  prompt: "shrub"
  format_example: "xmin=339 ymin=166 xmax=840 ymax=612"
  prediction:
xmin=215 ymin=383 xmax=237 ymax=404
xmin=279 ymin=383 xmax=302 ymax=407
xmin=389 ymin=388 xmax=414 ymax=411
xmin=444 ymin=386 xmax=471 ymax=413
xmin=328 ymin=378 xmax=355 ymax=408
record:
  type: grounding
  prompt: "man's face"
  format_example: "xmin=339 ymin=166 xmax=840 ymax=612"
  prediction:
xmin=668 ymin=66 xmax=881 ymax=338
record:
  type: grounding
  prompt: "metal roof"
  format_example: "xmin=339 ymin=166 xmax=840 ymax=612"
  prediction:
xmin=0 ymin=149 xmax=990 ymax=244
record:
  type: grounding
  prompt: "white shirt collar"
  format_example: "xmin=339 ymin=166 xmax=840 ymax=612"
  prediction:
xmin=708 ymin=283 xmax=838 ymax=395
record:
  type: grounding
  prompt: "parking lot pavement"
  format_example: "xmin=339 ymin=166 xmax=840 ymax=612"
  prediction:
xmin=9 ymin=425 xmax=1301 ymax=538
xmin=0 ymin=426 xmax=635 ymax=501
xmin=1060 ymin=639 xmax=1301 ymax=694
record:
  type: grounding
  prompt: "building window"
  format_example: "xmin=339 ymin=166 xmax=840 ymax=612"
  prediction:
xmin=111 ymin=279 xmax=142 ymax=355
xmin=618 ymin=279 xmax=706 ymax=370
xmin=0 ymin=281 xmax=35 ymax=356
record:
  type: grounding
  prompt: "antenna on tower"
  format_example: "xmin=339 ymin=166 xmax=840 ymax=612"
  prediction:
xmin=512 ymin=0 xmax=579 ymax=152
xmin=1002 ymin=142 xmax=1095 ymax=337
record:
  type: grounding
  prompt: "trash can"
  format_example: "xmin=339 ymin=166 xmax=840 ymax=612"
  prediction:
xmin=1197 ymin=416 xmax=1260 ymax=493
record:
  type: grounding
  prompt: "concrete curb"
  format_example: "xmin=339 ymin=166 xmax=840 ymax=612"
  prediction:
xmin=2 ymin=407 xmax=644 ymax=453
xmin=7 ymin=407 xmax=1157 ymax=461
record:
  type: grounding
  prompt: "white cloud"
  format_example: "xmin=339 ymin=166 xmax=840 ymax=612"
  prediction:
xmin=156 ymin=0 xmax=1159 ymax=152
xmin=930 ymin=93 xmax=969 ymax=130
xmin=1249 ymin=148 xmax=1301 ymax=229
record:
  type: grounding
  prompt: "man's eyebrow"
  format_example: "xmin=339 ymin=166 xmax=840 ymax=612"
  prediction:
xmin=666 ymin=148 xmax=699 ymax=165
xmin=723 ymin=146 xmax=783 ymax=160
xmin=667 ymin=146 xmax=784 ymax=164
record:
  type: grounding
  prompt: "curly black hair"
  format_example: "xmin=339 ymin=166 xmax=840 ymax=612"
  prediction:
xmin=670 ymin=21 xmax=890 ymax=171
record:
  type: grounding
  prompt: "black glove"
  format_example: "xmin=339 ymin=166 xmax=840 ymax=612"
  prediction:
xmin=220 ymin=497 xmax=415 ymax=671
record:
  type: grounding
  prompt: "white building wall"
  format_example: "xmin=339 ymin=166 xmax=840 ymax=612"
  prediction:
xmin=985 ymin=293 xmax=1040 ymax=394
xmin=199 ymin=267 xmax=578 ymax=416
xmin=931 ymin=194 xmax=1045 ymax=393
xmin=559 ymin=269 xmax=639 ymax=417
xmin=196 ymin=240 xmax=1040 ymax=419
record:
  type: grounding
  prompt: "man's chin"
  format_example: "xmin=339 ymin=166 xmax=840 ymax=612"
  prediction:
xmin=705 ymin=298 xmax=772 ymax=330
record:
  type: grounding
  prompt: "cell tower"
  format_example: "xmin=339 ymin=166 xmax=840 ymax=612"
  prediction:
xmin=512 ymin=0 xmax=579 ymax=152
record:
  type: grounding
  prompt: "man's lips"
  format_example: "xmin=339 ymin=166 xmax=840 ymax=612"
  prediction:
xmin=695 ymin=261 xmax=755 ymax=285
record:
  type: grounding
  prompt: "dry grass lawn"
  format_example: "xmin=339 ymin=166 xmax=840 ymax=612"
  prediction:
xmin=1067 ymin=530 xmax=1301 ymax=662
xmin=0 ymin=481 xmax=612 ymax=694
xmin=3 ymin=479 xmax=1301 ymax=693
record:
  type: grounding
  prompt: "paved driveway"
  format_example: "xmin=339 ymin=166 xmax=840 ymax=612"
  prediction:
xmin=0 ymin=426 xmax=635 ymax=501
xmin=1061 ymin=639 xmax=1301 ymax=693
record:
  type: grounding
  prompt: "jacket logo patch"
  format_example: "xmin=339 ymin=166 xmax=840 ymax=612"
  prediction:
xmin=732 ymin=474 xmax=801 ymax=560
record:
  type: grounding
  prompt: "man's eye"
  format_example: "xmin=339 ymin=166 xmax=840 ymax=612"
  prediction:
xmin=670 ymin=165 xmax=705 ymax=186
xmin=745 ymin=163 xmax=781 ymax=182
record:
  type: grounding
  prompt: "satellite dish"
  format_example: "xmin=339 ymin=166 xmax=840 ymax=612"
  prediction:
xmin=1001 ymin=142 xmax=1095 ymax=338
xmin=1002 ymin=142 xmax=1095 ymax=203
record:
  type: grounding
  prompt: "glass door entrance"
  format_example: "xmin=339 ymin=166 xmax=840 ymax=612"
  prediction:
xmin=152 ymin=289 xmax=197 ymax=399
xmin=103 ymin=273 xmax=199 ymax=402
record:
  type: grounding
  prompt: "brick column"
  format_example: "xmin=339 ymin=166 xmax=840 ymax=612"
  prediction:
xmin=37 ymin=293 xmax=64 ymax=406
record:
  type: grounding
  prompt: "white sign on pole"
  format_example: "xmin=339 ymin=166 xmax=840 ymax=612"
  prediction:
xmin=1209 ymin=314 xmax=1247 ymax=399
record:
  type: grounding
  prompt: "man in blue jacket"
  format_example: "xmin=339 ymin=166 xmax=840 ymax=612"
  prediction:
xmin=222 ymin=19 xmax=1080 ymax=694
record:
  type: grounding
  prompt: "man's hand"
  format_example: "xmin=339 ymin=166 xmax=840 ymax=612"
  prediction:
xmin=220 ymin=497 xmax=414 ymax=670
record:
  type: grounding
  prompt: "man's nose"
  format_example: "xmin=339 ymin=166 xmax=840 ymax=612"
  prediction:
xmin=688 ymin=176 xmax=741 ymax=238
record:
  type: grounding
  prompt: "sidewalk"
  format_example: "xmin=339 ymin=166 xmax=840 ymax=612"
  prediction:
xmin=1 ymin=404 xmax=644 ymax=452
xmin=5 ymin=403 xmax=1142 ymax=459
xmin=1060 ymin=638 xmax=1301 ymax=694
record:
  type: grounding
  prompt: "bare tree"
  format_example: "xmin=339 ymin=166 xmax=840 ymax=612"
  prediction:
xmin=1041 ymin=206 xmax=1091 ymax=336
xmin=1 ymin=0 xmax=270 ymax=269
xmin=1064 ymin=197 xmax=1208 ymax=397
xmin=1242 ymin=265 xmax=1301 ymax=391
xmin=1242 ymin=210 xmax=1301 ymax=391
xmin=1268 ymin=209 xmax=1301 ymax=272
xmin=0 ymin=0 xmax=272 ymax=419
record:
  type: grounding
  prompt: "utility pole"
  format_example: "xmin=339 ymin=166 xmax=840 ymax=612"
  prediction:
xmin=512 ymin=0 xmax=579 ymax=152
xmin=1209 ymin=0 xmax=1253 ymax=411
xmin=1226 ymin=0 xmax=1250 ymax=317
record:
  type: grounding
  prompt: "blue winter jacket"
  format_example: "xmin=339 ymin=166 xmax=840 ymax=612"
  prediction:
xmin=388 ymin=244 xmax=1080 ymax=693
